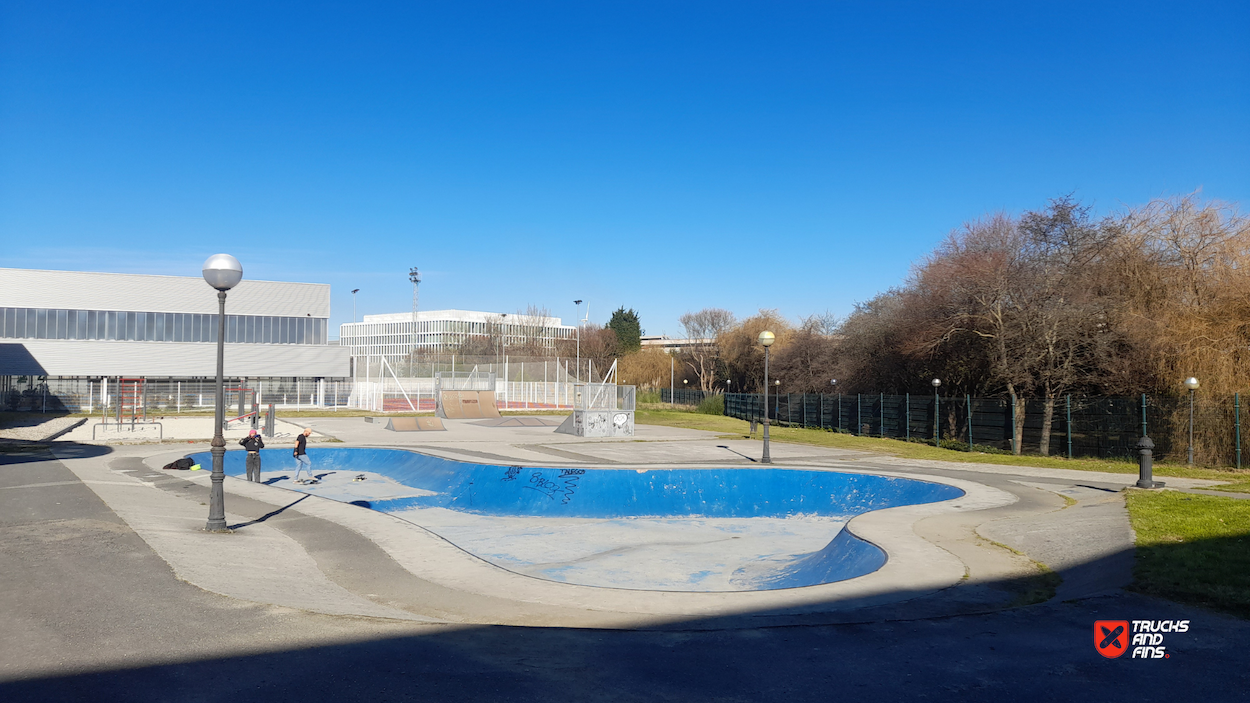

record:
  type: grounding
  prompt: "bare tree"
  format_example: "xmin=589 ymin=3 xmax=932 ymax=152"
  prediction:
xmin=679 ymin=308 xmax=736 ymax=392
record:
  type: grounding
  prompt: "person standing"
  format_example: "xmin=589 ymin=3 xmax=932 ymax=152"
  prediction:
xmin=293 ymin=427 xmax=315 ymax=483
xmin=238 ymin=429 xmax=264 ymax=482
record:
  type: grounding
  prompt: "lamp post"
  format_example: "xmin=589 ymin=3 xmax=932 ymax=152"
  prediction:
xmin=931 ymin=378 xmax=942 ymax=446
xmin=202 ymin=254 xmax=243 ymax=532
xmin=1185 ymin=377 xmax=1200 ymax=465
xmin=408 ymin=268 xmax=420 ymax=377
xmin=351 ymin=289 xmax=359 ymax=324
xmin=573 ymin=300 xmax=583 ymax=382
xmin=759 ymin=330 xmax=775 ymax=463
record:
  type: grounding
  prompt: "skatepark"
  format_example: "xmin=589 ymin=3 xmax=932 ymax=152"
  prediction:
xmin=4 ymin=411 xmax=1249 ymax=702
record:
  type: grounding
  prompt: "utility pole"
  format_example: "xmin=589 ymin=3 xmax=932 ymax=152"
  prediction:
xmin=408 ymin=268 xmax=420 ymax=378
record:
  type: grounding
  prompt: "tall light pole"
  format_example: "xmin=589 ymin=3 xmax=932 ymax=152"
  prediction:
xmin=759 ymin=330 xmax=775 ymax=464
xmin=573 ymin=300 xmax=583 ymax=382
xmin=408 ymin=268 xmax=420 ymax=377
xmin=351 ymin=289 xmax=359 ymax=323
xmin=1185 ymin=377 xmax=1200 ymax=465
xmin=932 ymin=378 xmax=942 ymax=446
xmin=202 ymin=254 xmax=243 ymax=532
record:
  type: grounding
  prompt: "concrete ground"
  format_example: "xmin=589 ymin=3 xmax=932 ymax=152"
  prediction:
xmin=1 ymin=416 xmax=1247 ymax=701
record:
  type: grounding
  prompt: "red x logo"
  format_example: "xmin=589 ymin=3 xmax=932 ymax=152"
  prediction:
xmin=1095 ymin=620 xmax=1129 ymax=658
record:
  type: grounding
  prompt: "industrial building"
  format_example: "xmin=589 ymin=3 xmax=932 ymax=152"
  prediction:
xmin=339 ymin=309 xmax=576 ymax=367
xmin=0 ymin=267 xmax=350 ymax=412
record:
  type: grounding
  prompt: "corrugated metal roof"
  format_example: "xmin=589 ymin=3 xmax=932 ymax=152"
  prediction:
xmin=0 ymin=268 xmax=330 ymax=317
xmin=0 ymin=340 xmax=350 ymax=377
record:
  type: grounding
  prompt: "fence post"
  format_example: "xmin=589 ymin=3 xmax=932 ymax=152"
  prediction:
xmin=906 ymin=393 xmax=910 ymax=441
xmin=880 ymin=393 xmax=885 ymax=438
xmin=1010 ymin=394 xmax=1017 ymax=455
xmin=857 ymin=394 xmax=862 ymax=436
xmin=1066 ymin=394 xmax=1073 ymax=459
xmin=803 ymin=393 xmax=807 ymax=428
xmin=966 ymin=394 xmax=972 ymax=450
xmin=1236 ymin=392 xmax=1242 ymax=471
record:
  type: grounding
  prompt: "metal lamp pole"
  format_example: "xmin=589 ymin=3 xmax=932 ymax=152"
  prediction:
xmin=759 ymin=331 xmax=775 ymax=463
xmin=573 ymin=300 xmax=583 ymax=383
xmin=202 ymin=254 xmax=243 ymax=532
xmin=931 ymin=378 xmax=942 ymax=446
xmin=1185 ymin=377 xmax=1199 ymax=465
xmin=409 ymin=268 xmax=420 ymax=377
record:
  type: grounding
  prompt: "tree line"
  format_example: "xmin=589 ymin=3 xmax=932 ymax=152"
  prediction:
xmin=612 ymin=193 xmax=1248 ymax=457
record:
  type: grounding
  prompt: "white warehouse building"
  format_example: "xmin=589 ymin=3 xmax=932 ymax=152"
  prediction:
xmin=340 ymin=309 xmax=576 ymax=365
xmin=0 ymin=267 xmax=350 ymax=412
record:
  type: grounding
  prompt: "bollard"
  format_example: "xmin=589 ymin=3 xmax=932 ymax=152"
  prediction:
xmin=264 ymin=403 xmax=276 ymax=438
xmin=1136 ymin=436 xmax=1164 ymax=489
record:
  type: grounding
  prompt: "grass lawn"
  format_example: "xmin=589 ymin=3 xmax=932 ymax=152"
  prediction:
xmin=1126 ymin=491 xmax=1250 ymax=618
xmin=635 ymin=408 xmax=1250 ymax=484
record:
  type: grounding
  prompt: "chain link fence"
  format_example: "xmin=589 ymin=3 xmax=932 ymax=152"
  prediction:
xmin=725 ymin=392 xmax=1250 ymax=467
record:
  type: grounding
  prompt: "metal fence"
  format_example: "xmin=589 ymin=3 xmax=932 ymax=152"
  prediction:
xmin=661 ymin=388 xmax=715 ymax=405
xmin=1 ymin=376 xmax=350 ymax=416
xmin=725 ymin=392 xmax=1250 ymax=467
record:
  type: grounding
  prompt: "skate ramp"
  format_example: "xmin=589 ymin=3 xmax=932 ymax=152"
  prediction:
xmin=472 ymin=417 xmax=563 ymax=428
xmin=437 ymin=390 xmax=502 ymax=419
xmin=384 ymin=417 xmax=445 ymax=432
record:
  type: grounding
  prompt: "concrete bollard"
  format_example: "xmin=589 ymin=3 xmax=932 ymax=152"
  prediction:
xmin=1136 ymin=436 xmax=1165 ymax=489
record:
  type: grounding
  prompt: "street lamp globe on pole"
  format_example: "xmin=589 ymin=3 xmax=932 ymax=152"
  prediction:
xmin=202 ymin=253 xmax=242 ymax=532
xmin=759 ymin=331 xmax=775 ymax=464
xmin=931 ymin=378 xmax=942 ymax=446
xmin=1185 ymin=377 xmax=1200 ymax=465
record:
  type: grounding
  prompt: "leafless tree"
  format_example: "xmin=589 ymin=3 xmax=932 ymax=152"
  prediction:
xmin=679 ymin=308 xmax=736 ymax=392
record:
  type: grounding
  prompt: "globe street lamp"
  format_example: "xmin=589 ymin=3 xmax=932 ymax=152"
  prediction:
xmin=759 ymin=331 xmax=775 ymax=463
xmin=1185 ymin=377 xmax=1200 ymax=465
xmin=202 ymin=254 xmax=243 ymax=532
xmin=931 ymin=378 xmax=942 ymax=446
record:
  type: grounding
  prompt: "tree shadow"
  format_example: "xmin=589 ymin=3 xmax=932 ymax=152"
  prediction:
xmin=0 ymin=441 xmax=113 ymax=465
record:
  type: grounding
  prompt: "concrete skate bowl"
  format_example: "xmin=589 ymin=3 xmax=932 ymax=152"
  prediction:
xmin=195 ymin=448 xmax=963 ymax=593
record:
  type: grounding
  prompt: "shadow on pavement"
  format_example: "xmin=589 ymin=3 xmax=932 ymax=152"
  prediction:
xmin=0 ymin=441 xmax=113 ymax=465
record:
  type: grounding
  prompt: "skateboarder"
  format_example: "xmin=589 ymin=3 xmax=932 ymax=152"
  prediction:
xmin=293 ymin=428 xmax=315 ymax=483
xmin=238 ymin=429 xmax=264 ymax=482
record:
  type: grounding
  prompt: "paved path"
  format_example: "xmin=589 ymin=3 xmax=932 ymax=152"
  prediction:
xmin=1 ymin=419 xmax=1247 ymax=701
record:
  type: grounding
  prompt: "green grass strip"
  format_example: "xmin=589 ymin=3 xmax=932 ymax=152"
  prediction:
xmin=1125 ymin=491 xmax=1250 ymax=618
xmin=635 ymin=408 xmax=1250 ymax=483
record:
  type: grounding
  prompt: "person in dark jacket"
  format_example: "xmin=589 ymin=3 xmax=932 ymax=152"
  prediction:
xmin=239 ymin=429 xmax=265 ymax=482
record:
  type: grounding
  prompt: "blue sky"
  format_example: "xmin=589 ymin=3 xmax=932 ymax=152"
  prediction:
xmin=2 ymin=1 xmax=1247 ymax=338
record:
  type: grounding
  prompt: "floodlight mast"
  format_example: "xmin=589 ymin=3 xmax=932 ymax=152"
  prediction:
xmin=574 ymin=300 xmax=583 ymax=382
xmin=409 ymin=268 xmax=420 ymax=377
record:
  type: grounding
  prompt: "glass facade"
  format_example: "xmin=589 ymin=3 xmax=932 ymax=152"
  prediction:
xmin=0 ymin=307 xmax=328 ymax=345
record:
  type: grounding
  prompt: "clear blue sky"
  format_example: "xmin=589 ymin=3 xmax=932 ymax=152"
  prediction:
xmin=2 ymin=1 xmax=1247 ymax=338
